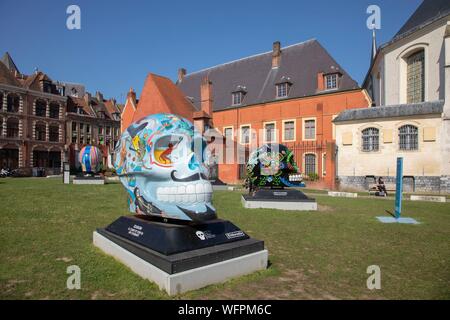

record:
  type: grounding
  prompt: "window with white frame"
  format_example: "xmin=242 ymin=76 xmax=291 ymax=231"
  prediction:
xmin=276 ymin=82 xmax=289 ymax=98
xmin=325 ymin=74 xmax=338 ymax=90
xmin=224 ymin=127 xmax=233 ymax=140
xmin=232 ymin=92 xmax=243 ymax=106
xmin=304 ymin=154 xmax=316 ymax=175
xmin=399 ymin=125 xmax=418 ymax=151
xmin=283 ymin=120 xmax=295 ymax=141
xmin=240 ymin=125 xmax=250 ymax=144
xmin=304 ymin=119 xmax=316 ymax=140
xmin=322 ymin=153 xmax=326 ymax=176
xmin=264 ymin=122 xmax=276 ymax=142
xmin=361 ymin=127 xmax=379 ymax=152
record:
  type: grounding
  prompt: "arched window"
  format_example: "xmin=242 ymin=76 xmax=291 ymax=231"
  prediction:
xmin=7 ymin=94 xmax=20 ymax=113
xmin=361 ymin=127 xmax=379 ymax=152
xmin=6 ymin=118 xmax=19 ymax=138
xmin=35 ymin=99 xmax=47 ymax=117
xmin=49 ymin=125 xmax=59 ymax=142
xmin=406 ymin=50 xmax=425 ymax=103
xmin=35 ymin=122 xmax=46 ymax=141
xmin=49 ymin=102 xmax=59 ymax=119
xmin=304 ymin=153 xmax=316 ymax=175
xmin=399 ymin=125 xmax=418 ymax=151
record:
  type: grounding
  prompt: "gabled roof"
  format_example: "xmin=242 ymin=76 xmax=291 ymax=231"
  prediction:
xmin=0 ymin=60 xmax=22 ymax=87
xmin=131 ymin=73 xmax=196 ymax=123
xmin=1 ymin=52 xmax=20 ymax=75
xmin=68 ymin=97 xmax=95 ymax=116
xmin=177 ymin=39 xmax=359 ymax=112
xmin=333 ymin=100 xmax=444 ymax=123
xmin=104 ymin=100 xmax=120 ymax=115
xmin=392 ymin=0 xmax=450 ymax=42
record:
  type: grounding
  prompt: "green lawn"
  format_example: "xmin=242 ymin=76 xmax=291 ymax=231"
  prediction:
xmin=0 ymin=178 xmax=449 ymax=300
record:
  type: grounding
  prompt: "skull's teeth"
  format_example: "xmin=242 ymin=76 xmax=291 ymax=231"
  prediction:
xmin=156 ymin=182 xmax=213 ymax=203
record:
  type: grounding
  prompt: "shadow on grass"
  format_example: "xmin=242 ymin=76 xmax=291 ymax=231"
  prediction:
xmin=385 ymin=210 xmax=396 ymax=218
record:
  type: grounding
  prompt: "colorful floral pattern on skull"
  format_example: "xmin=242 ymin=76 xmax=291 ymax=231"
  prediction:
xmin=246 ymin=143 xmax=304 ymax=188
xmin=113 ymin=113 xmax=216 ymax=222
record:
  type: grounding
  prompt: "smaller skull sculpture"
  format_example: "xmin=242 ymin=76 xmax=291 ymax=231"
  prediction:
xmin=79 ymin=145 xmax=103 ymax=174
xmin=114 ymin=113 xmax=216 ymax=222
xmin=246 ymin=143 xmax=304 ymax=188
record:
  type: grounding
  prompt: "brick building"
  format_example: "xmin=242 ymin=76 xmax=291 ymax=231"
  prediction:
xmin=66 ymin=91 xmax=121 ymax=171
xmin=0 ymin=53 xmax=66 ymax=175
xmin=122 ymin=40 xmax=370 ymax=186
xmin=0 ymin=53 xmax=121 ymax=175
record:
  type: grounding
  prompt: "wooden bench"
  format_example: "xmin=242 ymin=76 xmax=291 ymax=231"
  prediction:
xmin=368 ymin=183 xmax=396 ymax=196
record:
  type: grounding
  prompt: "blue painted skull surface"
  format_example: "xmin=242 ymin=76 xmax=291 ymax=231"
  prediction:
xmin=114 ymin=113 xmax=216 ymax=222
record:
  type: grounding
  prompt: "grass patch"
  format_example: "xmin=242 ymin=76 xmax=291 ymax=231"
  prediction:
xmin=0 ymin=178 xmax=449 ymax=299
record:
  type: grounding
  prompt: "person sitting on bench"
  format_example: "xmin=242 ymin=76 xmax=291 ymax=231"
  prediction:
xmin=377 ymin=176 xmax=388 ymax=197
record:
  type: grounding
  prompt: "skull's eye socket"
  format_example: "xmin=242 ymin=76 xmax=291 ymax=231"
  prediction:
xmin=153 ymin=135 xmax=187 ymax=166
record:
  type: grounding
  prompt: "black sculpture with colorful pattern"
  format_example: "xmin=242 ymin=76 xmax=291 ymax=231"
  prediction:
xmin=246 ymin=143 xmax=305 ymax=189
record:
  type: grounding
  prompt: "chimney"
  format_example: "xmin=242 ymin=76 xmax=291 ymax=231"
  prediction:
xmin=84 ymin=92 xmax=91 ymax=104
xmin=127 ymin=87 xmax=136 ymax=107
xmin=200 ymin=77 xmax=213 ymax=116
xmin=317 ymin=72 xmax=324 ymax=91
xmin=178 ymin=68 xmax=186 ymax=83
xmin=272 ymin=41 xmax=281 ymax=68
xmin=96 ymin=91 xmax=104 ymax=102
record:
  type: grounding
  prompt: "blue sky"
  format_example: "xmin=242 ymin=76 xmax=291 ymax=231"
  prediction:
xmin=0 ymin=0 xmax=422 ymax=102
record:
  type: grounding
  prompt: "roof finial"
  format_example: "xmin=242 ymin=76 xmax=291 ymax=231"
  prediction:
xmin=371 ymin=27 xmax=377 ymax=63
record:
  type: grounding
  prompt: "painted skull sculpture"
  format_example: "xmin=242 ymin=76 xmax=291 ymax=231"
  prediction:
xmin=114 ymin=113 xmax=216 ymax=222
xmin=247 ymin=143 xmax=304 ymax=188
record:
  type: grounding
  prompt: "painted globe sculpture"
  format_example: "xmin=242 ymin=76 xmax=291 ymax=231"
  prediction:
xmin=246 ymin=143 xmax=304 ymax=188
xmin=113 ymin=113 xmax=216 ymax=223
xmin=79 ymin=145 xmax=103 ymax=173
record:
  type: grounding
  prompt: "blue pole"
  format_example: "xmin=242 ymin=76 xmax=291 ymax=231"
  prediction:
xmin=394 ymin=157 xmax=403 ymax=219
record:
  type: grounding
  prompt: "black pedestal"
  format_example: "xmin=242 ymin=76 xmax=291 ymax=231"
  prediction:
xmin=97 ymin=215 xmax=265 ymax=274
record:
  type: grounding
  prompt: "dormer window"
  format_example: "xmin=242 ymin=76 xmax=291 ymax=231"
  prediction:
xmin=276 ymin=77 xmax=291 ymax=98
xmin=325 ymin=73 xmax=338 ymax=90
xmin=232 ymin=92 xmax=243 ymax=106
xmin=231 ymin=85 xmax=246 ymax=106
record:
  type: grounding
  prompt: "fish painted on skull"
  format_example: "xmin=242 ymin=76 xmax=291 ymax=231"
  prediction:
xmin=113 ymin=113 xmax=216 ymax=222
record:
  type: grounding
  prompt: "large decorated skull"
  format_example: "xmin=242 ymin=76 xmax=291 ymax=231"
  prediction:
xmin=113 ymin=113 xmax=216 ymax=222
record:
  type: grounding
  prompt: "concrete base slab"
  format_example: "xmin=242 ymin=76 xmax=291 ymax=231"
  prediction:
xmin=328 ymin=191 xmax=358 ymax=198
xmin=376 ymin=216 xmax=420 ymax=224
xmin=93 ymin=231 xmax=268 ymax=296
xmin=410 ymin=195 xmax=446 ymax=203
xmin=241 ymin=195 xmax=317 ymax=211
xmin=73 ymin=178 xmax=105 ymax=185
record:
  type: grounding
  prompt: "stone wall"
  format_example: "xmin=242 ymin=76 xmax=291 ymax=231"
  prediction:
xmin=338 ymin=175 xmax=450 ymax=194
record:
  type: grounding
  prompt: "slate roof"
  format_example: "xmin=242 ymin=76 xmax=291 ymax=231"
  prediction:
xmin=333 ymin=100 xmax=444 ymax=123
xmin=177 ymin=39 xmax=359 ymax=112
xmin=392 ymin=0 xmax=450 ymax=43
xmin=1 ymin=52 xmax=20 ymax=75
xmin=0 ymin=60 xmax=22 ymax=87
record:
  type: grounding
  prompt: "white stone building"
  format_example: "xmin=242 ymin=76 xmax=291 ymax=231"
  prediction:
xmin=334 ymin=0 xmax=450 ymax=193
